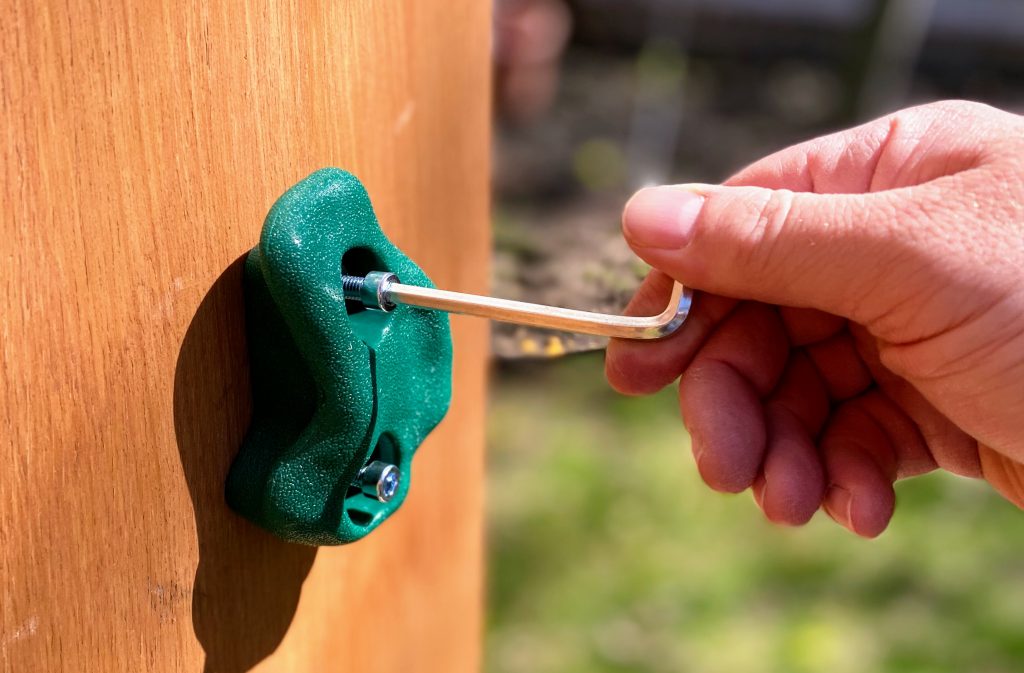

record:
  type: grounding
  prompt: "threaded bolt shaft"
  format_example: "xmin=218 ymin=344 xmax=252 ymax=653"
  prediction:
xmin=342 ymin=275 xmax=365 ymax=302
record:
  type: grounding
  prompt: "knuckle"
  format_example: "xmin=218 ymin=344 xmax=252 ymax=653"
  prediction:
xmin=740 ymin=188 xmax=797 ymax=275
xmin=919 ymin=99 xmax=995 ymax=122
xmin=755 ymin=189 xmax=797 ymax=237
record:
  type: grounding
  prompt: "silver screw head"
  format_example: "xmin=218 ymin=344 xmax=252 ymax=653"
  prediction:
xmin=356 ymin=461 xmax=401 ymax=503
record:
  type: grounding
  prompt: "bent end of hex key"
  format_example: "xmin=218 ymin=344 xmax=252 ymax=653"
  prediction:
xmin=342 ymin=271 xmax=692 ymax=340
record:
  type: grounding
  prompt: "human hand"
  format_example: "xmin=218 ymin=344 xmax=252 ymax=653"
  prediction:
xmin=494 ymin=0 xmax=571 ymax=122
xmin=606 ymin=100 xmax=1024 ymax=537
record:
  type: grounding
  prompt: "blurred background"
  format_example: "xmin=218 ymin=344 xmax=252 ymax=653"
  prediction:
xmin=486 ymin=1 xmax=1024 ymax=672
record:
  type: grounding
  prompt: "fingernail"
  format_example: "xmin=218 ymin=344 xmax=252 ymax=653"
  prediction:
xmin=752 ymin=474 xmax=767 ymax=509
xmin=623 ymin=186 xmax=706 ymax=249
xmin=823 ymin=486 xmax=853 ymax=528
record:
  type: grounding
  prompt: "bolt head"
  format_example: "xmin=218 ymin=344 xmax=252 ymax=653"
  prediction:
xmin=377 ymin=466 xmax=400 ymax=502
xmin=356 ymin=460 xmax=401 ymax=503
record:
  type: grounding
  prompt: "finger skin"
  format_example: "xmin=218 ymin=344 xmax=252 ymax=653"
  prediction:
xmin=820 ymin=399 xmax=898 ymax=538
xmin=980 ymin=446 xmax=1024 ymax=509
xmin=681 ymin=360 xmax=764 ymax=494
xmin=856 ymin=390 xmax=935 ymax=479
xmin=605 ymin=271 xmax=737 ymax=395
xmin=821 ymin=455 xmax=895 ymax=539
xmin=806 ymin=332 xmax=873 ymax=401
xmin=755 ymin=407 xmax=825 ymax=526
xmin=818 ymin=389 xmax=936 ymax=537
xmin=725 ymin=100 xmax=999 ymax=193
xmin=624 ymin=182 xmax=937 ymax=327
xmin=778 ymin=307 xmax=846 ymax=347
xmin=766 ymin=351 xmax=831 ymax=435
xmin=761 ymin=409 xmax=823 ymax=524
xmin=752 ymin=351 xmax=831 ymax=525
xmin=679 ymin=303 xmax=788 ymax=493
xmin=851 ymin=325 xmax=980 ymax=478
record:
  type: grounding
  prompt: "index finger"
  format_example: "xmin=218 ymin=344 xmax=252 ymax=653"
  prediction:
xmin=605 ymin=270 xmax=738 ymax=395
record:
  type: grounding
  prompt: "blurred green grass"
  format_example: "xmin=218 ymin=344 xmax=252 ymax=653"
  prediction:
xmin=486 ymin=354 xmax=1024 ymax=673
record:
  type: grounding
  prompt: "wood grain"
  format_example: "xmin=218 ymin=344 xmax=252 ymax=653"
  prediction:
xmin=0 ymin=2 xmax=491 ymax=671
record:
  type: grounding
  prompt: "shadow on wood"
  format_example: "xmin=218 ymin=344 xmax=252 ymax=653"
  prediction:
xmin=174 ymin=256 xmax=317 ymax=673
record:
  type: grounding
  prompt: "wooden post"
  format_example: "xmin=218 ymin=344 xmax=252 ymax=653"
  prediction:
xmin=0 ymin=2 xmax=490 ymax=672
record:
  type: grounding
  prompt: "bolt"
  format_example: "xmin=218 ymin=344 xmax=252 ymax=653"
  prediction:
xmin=356 ymin=461 xmax=401 ymax=503
xmin=342 ymin=271 xmax=398 ymax=311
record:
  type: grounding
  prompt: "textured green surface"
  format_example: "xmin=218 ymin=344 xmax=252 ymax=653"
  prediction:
xmin=226 ymin=168 xmax=452 ymax=545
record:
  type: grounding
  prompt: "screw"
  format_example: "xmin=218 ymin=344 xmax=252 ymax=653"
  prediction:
xmin=356 ymin=461 xmax=401 ymax=503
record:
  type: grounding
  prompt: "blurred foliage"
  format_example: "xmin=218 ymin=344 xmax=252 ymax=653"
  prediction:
xmin=486 ymin=354 xmax=1024 ymax=673
xmin=572 ymin=138 xmax=626 ymax=192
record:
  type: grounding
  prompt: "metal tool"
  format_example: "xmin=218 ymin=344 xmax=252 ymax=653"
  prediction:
xmin=342 ymin=271 xmax=692 ymax=340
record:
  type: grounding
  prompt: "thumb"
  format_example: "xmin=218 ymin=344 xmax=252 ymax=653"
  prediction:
xmin=622 ymin=183 xmax=941 ymax=326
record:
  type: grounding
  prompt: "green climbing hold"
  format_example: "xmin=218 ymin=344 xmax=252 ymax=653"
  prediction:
xmin=226 ymin=168 xmax=453 ymax=545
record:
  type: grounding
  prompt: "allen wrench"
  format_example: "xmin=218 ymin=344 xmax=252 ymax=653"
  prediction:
xmin=342 ymin=271 xmax=692 ymax=340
